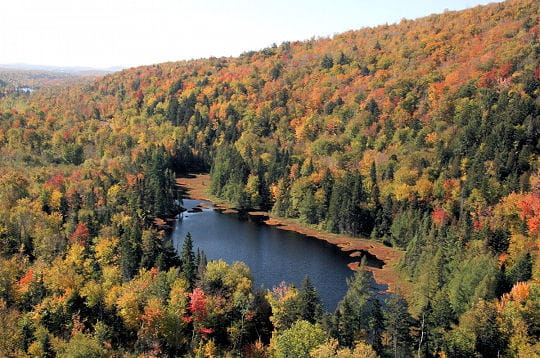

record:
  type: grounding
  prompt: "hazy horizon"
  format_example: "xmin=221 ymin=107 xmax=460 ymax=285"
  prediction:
xmin=3 ymin=0 xmax=503 ymax=69
xmin=0 ymin=62 xmax=125 ymax=72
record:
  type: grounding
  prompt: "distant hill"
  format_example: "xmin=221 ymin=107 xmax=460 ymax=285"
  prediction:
xmin=0 ymin=65 xmax=121 ymax=93
xmin=0 ymin=63 xmax=123 ymax=74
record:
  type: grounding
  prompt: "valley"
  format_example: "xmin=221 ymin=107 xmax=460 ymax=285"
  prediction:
xmin=177 ymin=173 xmax=409 ymax=295
xmin=0 ymin=0 xmax=538 ymax=356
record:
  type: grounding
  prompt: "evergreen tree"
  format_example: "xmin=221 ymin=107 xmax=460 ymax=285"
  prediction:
xmin=37 ymin=330 xmax=54 ymax=358
xmin=181 ymin=232 xmax=196 ymax=288
xmin=326 ymin=178 xmax=347 ymax=234
xmin=350 ymin=171 xmax=372 ymax=235
xmin=168 ymin=79 xmax=183 ymax=95
xmin=316 ymin=169 xmax=334 ymax=223
xmin=321 ymin=55 xmax=334 ymax=69
xmin=248 ymin=289 xmax=273 ymax=344
xmin=368 ymin=298 xmax=384 ymax=352
xmin=196 ymin=249 xmax=208 ymax=281
xmin=366 ymin=98 xmax=380 ymax=123
xmin=140 ymin=229 xmax=159 ymax=269
xmin=210 ymin=145 xmax=248 ymax=206
xmin=155 ymin=239 xmax=181 ymax=271
xmin=370 ymin=162 xmax=380 ymax=205
xmin=337 ymin=51 xmax=350 ymax=65
xmin=120 ymin=225 xmax=142 ymax=281
xmin=335 ymin=270 xmax=380 ymax=347
xmin=337 ymin=297 xmax=357 ymax=347
xmin=167 ymin=97 xmax=179 ymax=124
xmin=298 ymin=190 xmax=318 ymax=224
xmin=506 ymin=252 xmax=532 ymax=286
xmin=384 ymin=293 xmax=413 ymax=358
xmin=298 ymin=276 xmax=323 ymax=324
xmin=326 ymin=171 xmax=371 ymax=235
xmin=422 ymin=291 xmax=456 ymax=356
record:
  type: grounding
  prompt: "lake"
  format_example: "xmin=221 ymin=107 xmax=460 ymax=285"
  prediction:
xmin=171 ymin=199 xmax=381 ymax=311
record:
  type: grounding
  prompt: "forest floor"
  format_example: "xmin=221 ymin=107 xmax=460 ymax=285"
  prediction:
xmin=176 ymin=174 xmax=410 ymax=296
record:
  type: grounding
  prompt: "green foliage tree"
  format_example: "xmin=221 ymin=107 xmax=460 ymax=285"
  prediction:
xmin=58 ymin=333 xmax=108 ymax=358
xmin=270 ymin=320 xmax=327 ymax=358
xmin=446 ymin=242 xmax=499 ymax=316
xmin=443 ymin=300 xmax=506 ymax=358
xmin=210 ymin=145 xmax=249 ymax=208
xmin=266 ymin=282 xmax=302 ymax=332
xmin=311 ymin=338 xmax=380 ymax=358
xmin=63 ymin=143 xmax=84 ymax=165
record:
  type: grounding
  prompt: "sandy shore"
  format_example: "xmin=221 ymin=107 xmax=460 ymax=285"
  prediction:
xmin=176 ymin=174 xmax=409 ymax=295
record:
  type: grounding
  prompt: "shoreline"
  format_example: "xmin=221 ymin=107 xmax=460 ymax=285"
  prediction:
xmin=176 ymin=174 xmax=409 ymax=295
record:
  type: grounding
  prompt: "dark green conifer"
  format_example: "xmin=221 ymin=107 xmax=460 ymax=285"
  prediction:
xmin=384 ymin=293 xmax=413 ymax=358
xmin=181 ymin=232 xmax=196 ymax=288
xmin=298 ymin=275 xmax=323 ymax=324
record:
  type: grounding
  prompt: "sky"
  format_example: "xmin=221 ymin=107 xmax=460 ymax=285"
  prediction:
xmin=1 ymin=0 xmax=503 ymax=69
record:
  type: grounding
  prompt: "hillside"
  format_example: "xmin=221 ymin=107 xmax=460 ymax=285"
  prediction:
xmin=0 ymin=0 xmax=539 ymax=356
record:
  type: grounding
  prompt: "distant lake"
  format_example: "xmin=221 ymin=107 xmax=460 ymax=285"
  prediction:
xmin=171 ymin=199 xmax=382 ymax=312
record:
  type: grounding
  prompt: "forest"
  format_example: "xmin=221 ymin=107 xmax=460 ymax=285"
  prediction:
xmin=0 ymin=68 xmax=103 ymax=98
xmin=0 ymin=0 xmax=539 ymax=356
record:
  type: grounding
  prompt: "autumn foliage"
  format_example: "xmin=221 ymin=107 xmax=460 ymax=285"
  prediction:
xmin=518 ymin=193 xmax=540 ymax=237
xmin=0 ymin=0 xmax=538 ymax=356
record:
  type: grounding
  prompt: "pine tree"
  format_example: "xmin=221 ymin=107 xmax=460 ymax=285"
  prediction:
xmin=506 ymin=252 xmax=532 ymax=286
xmin=321 ymin=55 xmax=334 ymax=69
xmin=156 ymin=239 xmax=181 ymax=271
xmin=335 ymin=270 xmax=380 ymax=347
xmin=337 ymin=51 xmax=350 ymax=65
xmin=368 ymin=298 xmax=384 ymax=352
xmin=196 ymin=249 xmax=208 ymax=281
xmin=384 ymin=293 xmax=412 ymax=358
xmin=167 ymin=97 xmax=179 ymax=124
xmin=370 ymin=162 xmax=380 ymax=205
xmin=298 ymin=276 xmax=323 ymax=324
xmin=120 ymin=225 xmax=142 ymax=281
xmin=181 ymin=232 xmax=196 ymax=288
xmin=337 ymin=297 xmax=356 ymax=347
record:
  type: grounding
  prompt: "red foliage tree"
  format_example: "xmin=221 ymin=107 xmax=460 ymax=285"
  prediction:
xmin=518 ymin=194 xmax=540 ymax=236
xmin=69 ymin=222 xmax=90 ymax=246
xmin=432 ymin=205 xmax=450 ymax=227
xmin=188 ymin=288 xmax=207 ymax=322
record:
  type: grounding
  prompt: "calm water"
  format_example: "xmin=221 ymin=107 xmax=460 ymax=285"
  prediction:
xmin=171 ymin=199 xmax=375 ymax=311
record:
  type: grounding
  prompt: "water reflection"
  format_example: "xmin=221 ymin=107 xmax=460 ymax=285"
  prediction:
xmin=171 ymin=199 xmax=361 ymax=311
